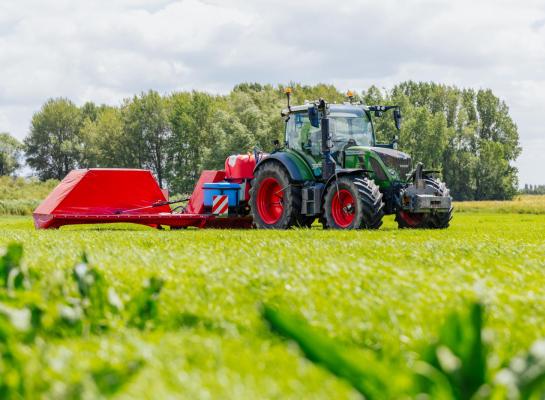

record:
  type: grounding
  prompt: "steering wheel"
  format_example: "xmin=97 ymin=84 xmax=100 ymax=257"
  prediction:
xmin=343 ymin=138 xmax=357 ymax=151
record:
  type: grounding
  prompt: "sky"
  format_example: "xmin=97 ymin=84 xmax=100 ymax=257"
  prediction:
xmin=1 ymin=0 xmax=544 ymax=184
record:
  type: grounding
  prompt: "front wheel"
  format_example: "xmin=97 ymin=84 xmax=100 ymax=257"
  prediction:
xmin=322 ymin=175 xmax=384 ymax=230
xmin=395 ymin=177 xmax=453 ymax=229
xmin=395 ymin=211 xmax=429 ymax=229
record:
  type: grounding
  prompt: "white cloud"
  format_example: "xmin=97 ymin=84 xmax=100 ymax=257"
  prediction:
xmin=0 ymin=0 xmax=544 ymax=183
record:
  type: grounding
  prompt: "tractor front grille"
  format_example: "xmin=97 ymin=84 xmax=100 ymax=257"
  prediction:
xmin=370 ymin=158 xmax=387 ymax=181
xmin=373 ymin=148 xmax=412 ymax=180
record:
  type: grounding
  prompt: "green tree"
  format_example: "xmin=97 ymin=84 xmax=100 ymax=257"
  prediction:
xmin=165 ymin=91 xmax=216 ymax=194
xmin=377 ymin=82 xmax=520 ymax=200
xmin=230 ymin=84 xmax=285 ymax=148
xmin=0 ymin=133 xmax=23 ymax=176
xmin=123 ymin=91 xmax=171 ymax=187
xmin=79 ymin=106 xmax=130 ymax=168
xmin=206 ymin=109 xmax=254 ymax=169
xmin=403 ymin=109 xmax=450 ymax=170
xmin=24 ymin=98 xmax=83 ymax=180
xmin=475 ymin=141 xmax=518 ymax=200
xmin=474 ymin=89 xmax=520 ymax=199
xmin=80 ymin=101 xmax=101 ymax=123
xmin=442 ymin=148 xmax=478 ymax=201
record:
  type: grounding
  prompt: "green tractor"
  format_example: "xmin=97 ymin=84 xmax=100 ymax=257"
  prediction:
xmin=249 ymin=89 xmax=453 ymax=229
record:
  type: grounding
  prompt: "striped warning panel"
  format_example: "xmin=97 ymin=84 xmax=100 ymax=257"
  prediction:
xmin=212 ymin=195 xmax=229 ymax=216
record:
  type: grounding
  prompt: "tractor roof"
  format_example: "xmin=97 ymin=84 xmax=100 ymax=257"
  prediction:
xmin=281 ymin=103 xmax=367 ymax=117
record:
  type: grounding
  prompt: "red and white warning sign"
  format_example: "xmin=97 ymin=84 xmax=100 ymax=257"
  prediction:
xmin=212 ymin=195 xmax=229 ymax=216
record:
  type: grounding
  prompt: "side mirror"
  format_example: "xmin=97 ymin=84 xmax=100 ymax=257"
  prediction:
xmin=308 ymin=106 xmax=320 ymax=128
xmin=393 ymin=108 xmax=402 ymax=130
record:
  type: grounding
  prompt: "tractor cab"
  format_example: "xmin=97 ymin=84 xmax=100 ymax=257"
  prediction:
xmin=282 ymin=102 xmax=411 ymax=187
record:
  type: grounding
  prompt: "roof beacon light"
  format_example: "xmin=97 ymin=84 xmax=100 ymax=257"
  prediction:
xmin=285 ymin=87 xmax=292 ymax=112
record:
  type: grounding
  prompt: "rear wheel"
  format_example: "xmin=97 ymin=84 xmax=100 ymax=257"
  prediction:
xmin=395 ymin=177 xmax=453 ymax=229
xmin=322 ymin=175 xmax=384 ymax=229
xmin=249 ymin=162 xmax=302 ymax=229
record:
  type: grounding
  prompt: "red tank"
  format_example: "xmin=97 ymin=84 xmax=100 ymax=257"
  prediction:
xmin=224 ymin=154 xmax=256 ymax=181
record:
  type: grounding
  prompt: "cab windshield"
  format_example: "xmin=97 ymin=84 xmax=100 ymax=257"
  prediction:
xmin=330 ymin=110 xmax=374 ymax=149
xmin=286 ymin=107 xmax=374 ymax=160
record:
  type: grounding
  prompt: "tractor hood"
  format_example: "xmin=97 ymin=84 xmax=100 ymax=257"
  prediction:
xmin=345 ymin=146 xmax=412 ymax=180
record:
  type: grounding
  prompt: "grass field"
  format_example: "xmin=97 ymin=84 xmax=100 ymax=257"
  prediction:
xmin=0 ymin=177 xmax=58 ymax=215
xmin=455 ymin=194 xmax=545 ymax=214
xmin=1 ymin=211 xmax=545 ymax=398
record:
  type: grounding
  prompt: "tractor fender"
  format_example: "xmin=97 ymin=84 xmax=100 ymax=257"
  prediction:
xmin=254 ymin=152 xmax=314 ymax=182
xmin=322 ymin=169 xmax=370 ymax=199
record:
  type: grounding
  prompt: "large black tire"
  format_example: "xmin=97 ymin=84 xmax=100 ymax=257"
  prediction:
xmin=395 ymin=177 xmax=453 ymax=229
xmin=322 ymin=175 xmax=384 ymax=230
xmin=249 ymin=162 xmax=303 ymax=229
xmin=426 ymin=178 xmax=453 ymax=229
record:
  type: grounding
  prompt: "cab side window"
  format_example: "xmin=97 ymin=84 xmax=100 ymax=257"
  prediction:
xmin=287 ymin=113 xmax=321 ymax=158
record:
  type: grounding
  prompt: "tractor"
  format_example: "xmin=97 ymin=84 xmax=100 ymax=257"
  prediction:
xmin=33 ymin=89 xmax=452 ymax=231
xmin=248 ymin=89 xmax=453 ymax=229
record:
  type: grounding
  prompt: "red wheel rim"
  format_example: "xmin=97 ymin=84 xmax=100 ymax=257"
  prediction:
xmin=399 ymin=211 xmax=425 ymax=227
xmin=257 ymin=177 xmax=284 ymax=225
xmin=331 ymin=189 xmax=355 ymax=228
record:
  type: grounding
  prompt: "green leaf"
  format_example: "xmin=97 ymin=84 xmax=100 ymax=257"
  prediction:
xmin=0 ymin=243 xmax=27 ymax=290
xmin=495 ymin=340 xmax=545 ymax=399
xmin=262 ymin=304 xmax=409 ymax=399
xmin=71 ymin=255 xmax=112 ymax=332
xmin=417 ymin=302 xmax=487 ymax=399
xmin=127 ymin=277 xmax=164 ymax=329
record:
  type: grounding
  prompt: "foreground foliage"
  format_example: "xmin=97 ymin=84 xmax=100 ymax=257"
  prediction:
xmin=264 ymin=302 xmax=545 ymax=399
xmin=0 ymin=244 xmax=163 ymax=398
xmin=0 ymin=212 xmax=544 ymax=398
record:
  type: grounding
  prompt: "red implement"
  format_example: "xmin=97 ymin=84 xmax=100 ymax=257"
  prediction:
xmin=33 ymin=168 xmax=252 ymax=230
xmin=185 ymin=170 xmax=225 ymax=214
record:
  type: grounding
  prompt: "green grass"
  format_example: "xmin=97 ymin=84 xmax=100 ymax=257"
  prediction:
xmin=1 ymin=212 xmax=545 ymax=398
xmin=0 ymin=176 xmax=58 ymax=216
xmin=455 ymin=194 xmax=545 ymax=214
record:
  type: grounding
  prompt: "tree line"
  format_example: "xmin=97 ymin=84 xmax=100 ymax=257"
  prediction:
xmin=0 ymin=82 xmax=521 ymax=200
xmin=521 ymin=184 xmax=545 ymax=195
